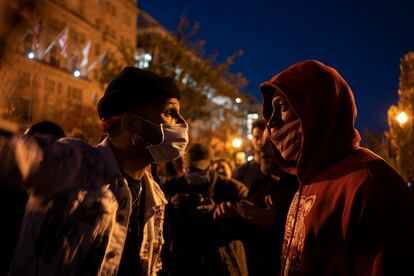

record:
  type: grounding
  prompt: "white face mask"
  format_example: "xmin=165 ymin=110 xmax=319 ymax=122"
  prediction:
xmin=132 ymin=115 xmax=189 ymax=164
xmin=184 ymin=169 xmax=211 ymax=185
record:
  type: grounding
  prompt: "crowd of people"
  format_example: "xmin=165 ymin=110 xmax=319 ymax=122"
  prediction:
xmin=1 ymin=61 xmax=414 ymax=275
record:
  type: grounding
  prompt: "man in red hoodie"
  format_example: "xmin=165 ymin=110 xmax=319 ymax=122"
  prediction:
xmin=260 ymin=60 xmax=414 ymax=275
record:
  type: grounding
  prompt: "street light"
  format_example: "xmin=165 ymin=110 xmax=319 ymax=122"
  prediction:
xmin=232 ymin=138 xmax=242 ymax=148
xmin=144 ymin=53 xmax=152 ymax=61
xmin=396 ymin=111 xmax=408 ymax=125
xmin=27 ymin=51 xmax=35 ymax=59
xmin=73 ymin=70 xmax=81 ymax=78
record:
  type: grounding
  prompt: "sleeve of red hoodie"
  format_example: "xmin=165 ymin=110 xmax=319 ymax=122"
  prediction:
xmin=354 ymin=167 xmax=414 ymax=276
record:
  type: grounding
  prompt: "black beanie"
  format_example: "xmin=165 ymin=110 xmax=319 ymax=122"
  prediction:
xmin=97 ymin=67 xmax=181 ymax=119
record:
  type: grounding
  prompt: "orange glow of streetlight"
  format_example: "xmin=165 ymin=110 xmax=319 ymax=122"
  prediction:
xmin=232 ymin=138 xmax=242 ymax=148
xmin=396 ymin=111 xmax=408 ymax=125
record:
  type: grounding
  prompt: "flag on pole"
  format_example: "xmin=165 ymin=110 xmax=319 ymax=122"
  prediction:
xmin=31 ymin=19 xmax=42 ymax=52
xmin=97 ymin=49 xmax=108 ymax=64
xmin=84 ymin=49 xmax=108 ymax=74
xmin=57 ymin=27 xmax=69 ymax=58
xmin=40 ymin=26 xmax=69 ymax=59
xmin=20 ymin=18 xmax=42 ymax=56
xmin=80 ymin=40 xmax=91 ymax=67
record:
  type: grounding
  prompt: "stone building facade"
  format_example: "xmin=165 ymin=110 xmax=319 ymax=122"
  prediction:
xmin=0 ymin=0 xmax=137 ymax=139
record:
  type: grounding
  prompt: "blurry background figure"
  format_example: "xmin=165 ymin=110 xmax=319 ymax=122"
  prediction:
xmin=153 ymin=156 xmax=184 ymax=186
xmin=233 ymin=119 xmax=266 ymax=189
xmin=230 ymin=125 xmax=299 ymax=274
xmin=67 ymin=127 xmax=89 ymax=143
xmin=213 ymin=157 xmax=235 ymax=179
xmin=161 ymin=142 xmax=248 ymax=276
xmin=236 ymin=138 xmax=298 ymax=275
xmin=24 ymin=120 xmax=65 ymax=140
xmin=1 ymin=120 xmax=64 ymax=274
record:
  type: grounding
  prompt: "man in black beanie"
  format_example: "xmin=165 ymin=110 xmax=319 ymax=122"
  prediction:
xmin=1 ymin=67 xmax=189 ymax=275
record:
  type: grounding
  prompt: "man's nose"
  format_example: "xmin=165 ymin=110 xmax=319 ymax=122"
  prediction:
xmin=267 ymin=107 xmax=282 ymax=129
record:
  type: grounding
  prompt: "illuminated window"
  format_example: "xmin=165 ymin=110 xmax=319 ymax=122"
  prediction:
xmin=123 ymin=14 xmax=131 ymax=25
xmin=57 ymin=82 xmax=63 ymax=95
xmin=45 ymin=78 xmax=56 ymax=92
xmin=247 ymin=113 xmax=259 ymax=140
xmin=68 ymin=86 xmax=82 ymax=100
xmin=19 ymin=72 xmax=31 ymax=88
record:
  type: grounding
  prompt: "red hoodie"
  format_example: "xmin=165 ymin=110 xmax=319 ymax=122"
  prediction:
xmin=260 ymin=60 xmax=414 ymax=276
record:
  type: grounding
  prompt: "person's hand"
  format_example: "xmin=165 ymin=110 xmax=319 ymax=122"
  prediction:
xmin=235 ymin=195 xmax=275 ymax=230
xmin=170 ymin=193 xmax=190 ymax=208
xmin=194 ymin=197 xmax=216 ymax=214
xmin=213 ymin=201 xmax=237 ymax=220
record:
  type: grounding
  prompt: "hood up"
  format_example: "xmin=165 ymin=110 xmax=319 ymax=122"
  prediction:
xmin=260 ymin=60 xmax=360 ymax=183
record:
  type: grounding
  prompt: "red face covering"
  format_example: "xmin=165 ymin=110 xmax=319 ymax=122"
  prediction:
xmin=269 ymin=119 xmax=302 ymax=162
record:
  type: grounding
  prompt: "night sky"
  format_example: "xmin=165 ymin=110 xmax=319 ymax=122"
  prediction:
xmin=139 ymin=0 xmax=414 ymax=133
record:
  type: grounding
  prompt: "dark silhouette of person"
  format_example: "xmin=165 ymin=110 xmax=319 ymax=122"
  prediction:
xmin=1 ymin=120 xmax=65 ymax=274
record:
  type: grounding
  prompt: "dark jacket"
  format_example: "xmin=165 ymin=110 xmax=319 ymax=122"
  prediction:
xmin=261 ymin=60 xmax=414 ymax=275
xmin=162 ymin=171 xmax=248 ymax=276
xmin=233 ymin=160 xmax=263 ymax=189
xmin=243 ymin=173 xmax=298 ymax=276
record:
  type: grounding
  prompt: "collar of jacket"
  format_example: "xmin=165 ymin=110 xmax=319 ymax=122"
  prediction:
xmin=96 ymin=137 xmax=167 ymax=223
